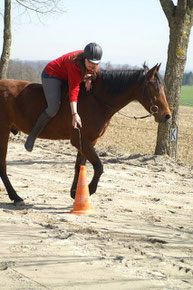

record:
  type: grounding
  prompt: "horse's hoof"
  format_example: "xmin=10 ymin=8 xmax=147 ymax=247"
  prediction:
xmin=88 ymin=184 xmax=96 ymax=196
xmin=14 ymin=200 xmax=25 ymax=207
xmin=70 ymin=190 xmax=76 ymax=200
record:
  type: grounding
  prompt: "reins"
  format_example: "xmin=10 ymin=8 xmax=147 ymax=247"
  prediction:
xmin=75 ymin=127 xmax=83 ymax=156
xmin=75 ymin=103 xmax=158 ymax=161
xmin=105 ymin=103 xmax=159 ymax=120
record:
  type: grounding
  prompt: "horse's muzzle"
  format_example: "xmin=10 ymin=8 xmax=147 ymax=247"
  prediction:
xmin=156 ymin=113 xmax=171 ymax=123
xmin=165 ymin=114 xmax=171 ymax=121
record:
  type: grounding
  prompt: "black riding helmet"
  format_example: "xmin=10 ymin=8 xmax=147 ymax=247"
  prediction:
xmin=84 ymin=43 xmax=103 ymax=64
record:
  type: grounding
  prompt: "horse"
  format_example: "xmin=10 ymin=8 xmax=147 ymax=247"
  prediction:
xmin=0 ymin=64 xmax=171 ymax=205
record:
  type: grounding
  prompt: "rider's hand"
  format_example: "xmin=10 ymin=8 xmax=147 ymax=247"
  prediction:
xmin=85 ymin=79 xmax=92 ymax=91
xmin=72 ymin=113 xmax=82 ymax=128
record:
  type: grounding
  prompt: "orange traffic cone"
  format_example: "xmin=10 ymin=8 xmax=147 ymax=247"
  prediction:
xmin=70 ymin=165 xmax=95 ymax=214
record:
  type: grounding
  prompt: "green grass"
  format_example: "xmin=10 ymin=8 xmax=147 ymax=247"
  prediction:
xmin=180 ymin=86 xmax=193 ymax=106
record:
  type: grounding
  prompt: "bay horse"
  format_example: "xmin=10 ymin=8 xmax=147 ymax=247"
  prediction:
xmin=0 ymin=64 xmax=171 ymax=205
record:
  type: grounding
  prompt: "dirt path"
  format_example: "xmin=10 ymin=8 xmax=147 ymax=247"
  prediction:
xmin=1 ymin=124 xmax=193 ymax=289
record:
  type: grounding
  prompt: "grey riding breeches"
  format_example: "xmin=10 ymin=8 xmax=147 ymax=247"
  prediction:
xmin=41 ymin=73 xmax=63 ymax=117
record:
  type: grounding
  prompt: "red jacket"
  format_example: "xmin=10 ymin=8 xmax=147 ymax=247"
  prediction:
xmin=44 ymin=50 xmax=85 ymax=103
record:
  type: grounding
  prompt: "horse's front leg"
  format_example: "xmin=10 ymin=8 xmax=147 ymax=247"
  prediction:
xmin=84 ymin=140 xmax=103 ymax=195
xmin=88 ymin=159 xmax=103 ymax=196
xmin=70 ymin=151 xmax=86 ymax=199
xmin=71 ymin=134 xmax=103 ymax=198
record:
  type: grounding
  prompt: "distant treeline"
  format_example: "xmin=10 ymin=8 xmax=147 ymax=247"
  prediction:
xmin=182 ymin=72 xmax=193 ymax=86
xmin=7 ymin=59 xmax=193 ymax=85
xmin=7 ymin=60 xmax=48 ymax=83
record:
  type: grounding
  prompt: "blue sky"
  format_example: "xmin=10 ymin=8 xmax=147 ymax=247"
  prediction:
xmin=0 ymin=0 xmax=193 ymax=71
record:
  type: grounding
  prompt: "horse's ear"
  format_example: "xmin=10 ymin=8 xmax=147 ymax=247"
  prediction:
xmin=146 ymin=64 xmax=158 ymax=81
xmin=157 ymin=63 xmax=161 ymax=72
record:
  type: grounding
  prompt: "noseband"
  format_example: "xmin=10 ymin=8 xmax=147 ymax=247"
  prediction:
xmin=143 ymin=78 xmax=159 ymax=116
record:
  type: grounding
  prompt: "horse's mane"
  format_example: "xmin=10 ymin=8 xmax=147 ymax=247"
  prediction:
xmin=96 ymin=64 xmax=164 ymax=95
xmin=97 ymin=68 xmax=145 ymax=95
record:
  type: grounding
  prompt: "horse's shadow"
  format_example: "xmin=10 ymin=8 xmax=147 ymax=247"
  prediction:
xmin=7 ymin=159 xmax=73 ymax=166
xmin=0 ymin=202 xmax=72 ymax=213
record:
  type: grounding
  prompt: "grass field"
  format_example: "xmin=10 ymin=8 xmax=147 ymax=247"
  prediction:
xmin=180 ymin=86 xmax=193 ymax=106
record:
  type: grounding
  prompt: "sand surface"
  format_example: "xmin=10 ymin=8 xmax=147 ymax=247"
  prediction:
xmin=0 ymin=103 xmax=193 ymax=289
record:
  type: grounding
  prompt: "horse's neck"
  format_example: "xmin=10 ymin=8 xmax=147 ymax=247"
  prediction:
xmin=101 ymin=86 xmax=140 ymax=115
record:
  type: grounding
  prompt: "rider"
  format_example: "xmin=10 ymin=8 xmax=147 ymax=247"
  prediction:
xmin=24 ymin=42 xmax=103 ymax=152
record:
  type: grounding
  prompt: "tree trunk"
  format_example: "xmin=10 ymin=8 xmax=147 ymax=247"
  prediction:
xmin=155 ymin=0 xmax=193 ymax=159
xmin=0 ymin=0 xmax=11 ymax=79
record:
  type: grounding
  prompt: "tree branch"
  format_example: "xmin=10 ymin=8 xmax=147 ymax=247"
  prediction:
xmin=188 ymin=0 xmax=193 ymax=25
xmin=177 ymin=0 xmax=187 ymax=10
xmin=15 ymin=0 xmax=63 ymax=14
xmin=188 ymin=0 xmax=193 ymax=9
xmin=160 ymin=0 xmax=175 ymax=22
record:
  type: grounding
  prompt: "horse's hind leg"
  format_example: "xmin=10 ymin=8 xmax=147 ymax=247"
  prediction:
xmin=70 ymin=151 xmax=86 ymax=199
xmin=0 ymin=128 xmax=24 ymax=204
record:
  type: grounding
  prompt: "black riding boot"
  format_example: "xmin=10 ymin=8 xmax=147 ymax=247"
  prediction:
xmin=25 ymin=110 xmax=52 ymax=152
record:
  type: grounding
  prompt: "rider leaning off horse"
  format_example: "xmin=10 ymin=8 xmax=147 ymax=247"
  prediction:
xmin=24 ymin=42 xmax=103 ymax=152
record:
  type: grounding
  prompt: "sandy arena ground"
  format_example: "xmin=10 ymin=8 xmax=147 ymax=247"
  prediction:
xmin=0 ymin=103 xmax=193 ymax=289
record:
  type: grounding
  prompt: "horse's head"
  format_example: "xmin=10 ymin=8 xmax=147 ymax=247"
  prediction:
xmin=140 ymin=64 xmax=171 ymax=123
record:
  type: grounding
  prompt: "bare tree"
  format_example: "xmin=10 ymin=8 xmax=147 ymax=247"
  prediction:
xmin=155 ymin=0 xmax=193 ymax=158
xmin=0 ymin=0 xmax=11 ymax=79
xmin=0 ymin=0 xmax=63 ymax=79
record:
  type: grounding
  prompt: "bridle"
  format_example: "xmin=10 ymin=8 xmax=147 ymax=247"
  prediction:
xmin=115 ymin=105 xmax=158 ymax=120
xmin=123 ymin=77 xmax=159 ymax=120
